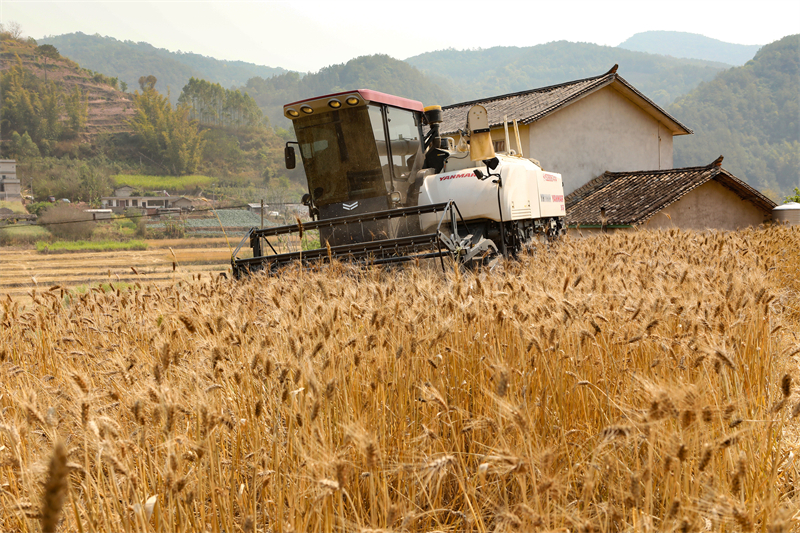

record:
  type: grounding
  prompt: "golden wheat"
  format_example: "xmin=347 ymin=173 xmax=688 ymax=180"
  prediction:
xmin=0 ymin=225 xmax=798 ymax=532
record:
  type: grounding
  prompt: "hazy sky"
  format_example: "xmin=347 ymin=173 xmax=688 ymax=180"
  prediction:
xmin=2 ymin=0 xmax=798 ymax=72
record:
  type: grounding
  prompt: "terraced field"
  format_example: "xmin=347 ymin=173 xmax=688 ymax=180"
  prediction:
xmin=0 ymin=239 xmax=247 ymax=303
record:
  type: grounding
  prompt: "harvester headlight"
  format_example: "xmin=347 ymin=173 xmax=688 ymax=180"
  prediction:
xmin=346 ymin=96 xmax=360 ymax=106
xmin=328 ymin=99 xmax=342 ymax=109
xmin=300 ymin=106 xmax=314 ymax=114
xmin=389 ymin=191 xmax=401 ymax=203
xmin=286 ymin=108 xmax=300 ymax=117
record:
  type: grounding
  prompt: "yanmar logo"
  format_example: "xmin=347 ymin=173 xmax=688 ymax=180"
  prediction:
xmin=439 ymin=172 xmax=473 ymax=182
xmin=543 ymin=173 xmax=558 ymax=182
xmin=540 ymin=194 xmax=565 ymax=203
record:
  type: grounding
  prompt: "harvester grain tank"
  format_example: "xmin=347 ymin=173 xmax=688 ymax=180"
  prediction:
xmin=232 ymin=90 xmax=566 ymax=276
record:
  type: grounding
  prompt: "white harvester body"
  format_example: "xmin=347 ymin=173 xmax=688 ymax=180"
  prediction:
xmin=418 ymin=155 xmax=564 ymax=232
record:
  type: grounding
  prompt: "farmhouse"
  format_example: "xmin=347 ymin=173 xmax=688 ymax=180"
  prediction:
xmin=439 ymin=66 xmax=692 ymax=194
xmin=565 ymin=157 xmax=776 ymax=232
xmin=101 ymin=186 xmax=193 ymax=213
xmin=0 ymin=159 xmax=21 ymax=201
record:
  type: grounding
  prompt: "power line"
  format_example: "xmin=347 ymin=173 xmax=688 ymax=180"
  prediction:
xmin=0 ymin=203 xmax=260 ymax=229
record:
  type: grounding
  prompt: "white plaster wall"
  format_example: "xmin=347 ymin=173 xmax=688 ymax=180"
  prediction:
xmin=524 ymin=86 xmax=674 ymax=194
xmin=643 ymin=180 xmax=770 ymax=231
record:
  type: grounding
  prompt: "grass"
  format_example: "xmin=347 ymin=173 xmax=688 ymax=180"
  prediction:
xmin=71 ymin=281 xmax=135 ymax=295
xmin=0 ymin=225 xmax=798 ymax=532
xmin=0 ymin=224 xmax=50 ymax=245
xmin=0 ymin=200 xmax=28 ymax=214
xmin=36 ymin=239 xmax=148 ymax=253
xmin=112 ymin=174 xmax=216 ymax=191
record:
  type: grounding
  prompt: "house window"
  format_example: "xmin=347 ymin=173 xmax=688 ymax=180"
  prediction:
xmin=0 ymin=183 xmax=4 ymax=192
xmin=493 ymin=140 xmax=505 ymax=152
xmin=132 ymin=200 xmax=138 ymax=207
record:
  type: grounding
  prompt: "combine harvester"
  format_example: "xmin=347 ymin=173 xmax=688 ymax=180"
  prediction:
xmin=232 ymin=90 xmax=565 ymax=277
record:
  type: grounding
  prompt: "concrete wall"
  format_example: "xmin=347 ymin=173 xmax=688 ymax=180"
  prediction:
xmin=643 ymin=180 xmax=770 ymax=231
xmin=0 ymin=177 xmax=21 ymax=200
xmin=523 ymin=86 xmax=674 ymax=195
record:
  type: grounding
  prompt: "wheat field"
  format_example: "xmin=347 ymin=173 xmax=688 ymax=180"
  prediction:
xmin=1 ymin=226 xmax=798 ymax=532
xmin=0 ymin=243 xmax=238 ymax=303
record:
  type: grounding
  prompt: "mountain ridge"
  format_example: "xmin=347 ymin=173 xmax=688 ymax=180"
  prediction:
xmin=618 ymin=31 xmax=762 ymax=66
xmin=38 ymin=32 xmax=288 ymax=101
xmin=668 ymin=34 xmax=799 ymax=197
xmin=404 ymin=41 xmax=731 ymax=107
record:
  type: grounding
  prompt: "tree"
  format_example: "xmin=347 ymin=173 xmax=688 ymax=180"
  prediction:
xmin=77 ymin=163 xmax=112 ymax=204
xmin=63 ymin=86 xmax=88 ymax=134
xmin=5 ymin=21 xmax=23 ymax=40
xmin=138 ymin=75 xmax=157 ymax=91
xmin=120 ymin=81 xmax=128 ymax=93
xmin=36 ymin=44 xmax=60 ymax=83
xmin=786 ymin=187 xmax=800 ymax=203
xmin=128 ymin=87 xmax=205 ymax=175
xmin=12 ymin=131 xmax=41 ymax=160
xmin=179 ymin=77 xmax=264 ymax=130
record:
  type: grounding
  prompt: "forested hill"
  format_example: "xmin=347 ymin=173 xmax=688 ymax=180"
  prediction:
xmin=39 ymin=32 xmax=287 ymax=102
xmin=0 ymin=34 xmax=134 ymax=151
xmin=618 ymin=31 xmax=762 ymax=66
xmin=242 ymin=55 xmax=454 ymax=129
xmin=404 ymin=41 xmax=730 ymax=107
xmin=668 ymin=34 xmax=800 ymax=197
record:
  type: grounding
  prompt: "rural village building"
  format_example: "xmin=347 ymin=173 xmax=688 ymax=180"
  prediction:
xmin=0 ymin=159 xmax=21 ymax=201
xmin=564 ymin=157 xmax=776 ymax=233
xmin=439 ymin=65 xmax=692 ymax=195
xmin=101 ymin=186 xmax=192 ymax=213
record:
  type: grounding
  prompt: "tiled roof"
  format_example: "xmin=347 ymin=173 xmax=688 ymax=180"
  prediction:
xmin=565 ymin=157 xmax=777 ymax=227
xmin=438 ymin=65 xmax=692 ymax=136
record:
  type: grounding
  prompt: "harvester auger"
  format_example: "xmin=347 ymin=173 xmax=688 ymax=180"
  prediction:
xmin=232 ymin=89 xmax=566 ymax=276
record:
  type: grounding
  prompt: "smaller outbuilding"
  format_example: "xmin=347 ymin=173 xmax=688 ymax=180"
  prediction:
xmin=566 ymin=156 xmax=776 ymax=233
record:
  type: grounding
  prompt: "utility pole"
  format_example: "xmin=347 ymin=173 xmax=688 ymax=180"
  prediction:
xmin=260 ymin=199 xmax=264 ymax=229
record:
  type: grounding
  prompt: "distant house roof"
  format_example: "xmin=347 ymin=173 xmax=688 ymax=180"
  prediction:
xmin=439 ymin=65 xmax=693 ymax=136
xmin=565 ymin=157 xmax=776 ymax=227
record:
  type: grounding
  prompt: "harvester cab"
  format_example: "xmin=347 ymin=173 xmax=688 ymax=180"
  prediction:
xmin=232 ymin=89 xmax=566 ymax=277
xmin=284 ymin=90 xmax=426 ymax=244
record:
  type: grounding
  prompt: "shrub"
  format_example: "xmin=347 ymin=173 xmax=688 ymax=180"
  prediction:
xmin=37 ymin=204 xmax=95 ymax=240
xmin=26 ymin=201 xmax=53 ymax=216
xmin=123 ymin=207 xmax=147 ymax=238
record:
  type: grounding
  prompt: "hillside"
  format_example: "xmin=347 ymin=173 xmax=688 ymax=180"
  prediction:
xmin=668 ymin=34 xmax=800 ymax=197
xmin=0 ymin=35 xmax=134 ymax=140
xmin=242 ymin=55 xmax=454 ymax=128
xmin=619 ymin=31 xmax=762 ymax=66
xmin=39 ymin=32 xmax=287 ymax=102
xmin=404 ymin=41 xmax=731 ymax=107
